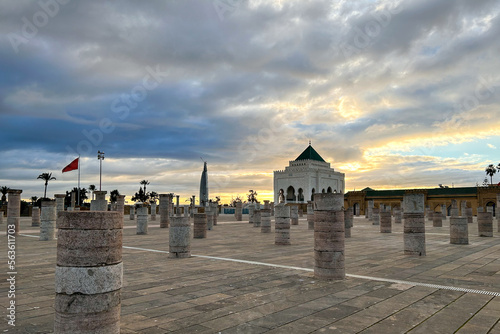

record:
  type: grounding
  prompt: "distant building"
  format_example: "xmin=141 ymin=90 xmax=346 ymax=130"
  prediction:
xmin=345 ymin=186 xmax=500 ymax=216
xmin=273 ymin=144 xmax=345 ymax=203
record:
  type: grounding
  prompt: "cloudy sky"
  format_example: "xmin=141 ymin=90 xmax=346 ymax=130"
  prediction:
xmin=1 ymin=0 xmax=500 ymax=204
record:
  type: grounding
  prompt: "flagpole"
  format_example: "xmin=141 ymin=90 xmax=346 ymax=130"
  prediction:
xmin=78 ymin=155 xmax=80 ymax=206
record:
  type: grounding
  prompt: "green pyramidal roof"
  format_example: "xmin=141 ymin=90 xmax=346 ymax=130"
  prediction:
xmin=295 ymin=145 xmax=326 ymax=162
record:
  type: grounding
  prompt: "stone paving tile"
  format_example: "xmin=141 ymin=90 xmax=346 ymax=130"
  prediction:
xmin=2 ymin=216 xmax=500 ymax=333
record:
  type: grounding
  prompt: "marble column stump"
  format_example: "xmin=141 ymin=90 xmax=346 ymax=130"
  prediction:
xmin=275 ymin=204 xmax=290 ymax=245
xmin=54 ymin=211 xmax=122 ymax=334
xmin=32 ymin=207 xmax=40 ymax=227
xmin=307 ymin=201 xmax=314 ymax=230
xmin=136 ymin=206 xmax=148 ymax=235
xmin=313 ymin=193 xmax=345 ymax=280
xmin=40 ymin=200 xmax=57 ymax=241
xmin=7 ymin=189 xmax=22 ymax=235
xmin=450 ymin=216 xmax=468 ymax=244
xmin=403 ymin=193 xmax=426 ymax=256
xmin=193 ymin=213 xmax=207 ymax=238
xmin=260 ymin=209 xmax=271 ymax=233
xmin=478 ymin=212 xmax=493 ymax=237
xmin=290 ymin=205 xmax=299 ymax=225
xmin=169 ymin=216 xmax=191 ymax=258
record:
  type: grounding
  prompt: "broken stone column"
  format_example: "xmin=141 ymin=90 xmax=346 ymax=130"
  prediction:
xmin=70 ymin=191 xmax=76 ymax=209
xmin=441 ymin=204 xmax=447 ymax=219
xmin=115 ymin=195 xmax=125 ymax=218
xmin=298 ymin=208 xmax=304 ymax=218
xmin=425 ymin=206 xmax=432 ymax=221
xmin=290 ymin=205 xmax=299 ymax=225
xmin=136 ymin=206 xmax=148 ymax=235
xmin=193 ymin=213 xmax=207 ymax=238
xmin=151 ymin=203 xmax=157 ymax=221
xmin=206 ymin=205 xmax=214 ymax=230
xmin=91 ymin=191 xmax=107 ymax=211
xmin=169 ymin=216 xmax=191 ymax=258
xmin=394 ymin=208 xmax=402 ymax=224
xmin=32 ymin=207 xmax=40 ymax=227
xmin=260 ymin=209 xmax=271 ymax=233
xmin=313 ymin=193 xmax=345 ymax=280
xmin=275 ymin=204 xmax=290 ymax=245
xmin=210 ymin=202 xmax=218 ymax=226
xmin=253 ymin=209 xmax=261 ymax=228
xmin=235 ymin=201 xmax=242 ymax=221
xmin=344 ymin=207 xmax=353 ymax=238
xmin=159 ymin=194 xmax=172 ymax=228
xmin=307 ymin=201 xmax=314 ymax=230
xmin=432 ymin=211 xmax=443 ymax=227
xmin=450 ymin=216 xmax=468 ymax=244
xmin=54 ymin=211 xmax=122 ymax=334
xmin=465 ymin=207 xmax=473 ymax=224
xmin=248 ymin=204 xmax=255 ymax=225
xmin=55 ymin=194 xmax=66 ymax=214
xmin=40 ymin=200 xmax=57 ymax=241
xmin=129 ymin=205 xmax=135 ymax=220
xmin=451 ymin=200 xmax=459 ymax=217
xmin=403 ymin=193 xmax=426 ymax=256
xmin=270 ymin=202 xmax=275 ymax=216
xmin=367 ymin=200 xmax=374 ymax=221
xmin=264 ymin=200 xmax=270 ymax=209
xmin=380 ymin=209 xmax=392 ymax=233
xmin=7 ymin=189 xmax=22 ymax=235
xmin=371 ymin=208 xmax=380 ymax=226
xmin=461 ymin=201 xmax=467 ymax=217
xmin=477 ymin=212 xmax=493 ymax=237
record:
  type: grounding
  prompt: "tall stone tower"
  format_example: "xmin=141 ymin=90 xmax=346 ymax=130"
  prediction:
xmin=199 ymin=161 xmax=208 ymax=207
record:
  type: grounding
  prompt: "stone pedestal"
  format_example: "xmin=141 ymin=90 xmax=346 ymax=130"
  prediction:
xmin=380 ymin=211 xmax=391 ymax=233
xmin=313 ymin=193 xmax=345 ymax=280
xmin=394 ymin=208 xmax=402 ymax=224
xmin=136 ymin=206 xmax=148 ymax=235
xmin=478 ymin=212 xmax=493 ymax=237
xmin=451 ymin=200 xmax=459 ymax=217
xmin=465 ymin=208 xmax=473 ymax=224
xmin=403 ymin=193 xmax=426 ymax=256
xmin=235 ymin=201 xmax=242 ymax=221
xmin=371 ymin=208 xmax=380 ymax=226
xmin=54 ymin=211 xmax=122 ymax=334
xmin=32 ymin=207 xmax=40 ymax=227
xmin=275 ymin=204 xmax=290 ymax=245
xmin=260 ymin=209 xmax=271 ymax=233
xmin=193 ymin=213 xmax=207 ymax=238
xmin=129 ymin=206 xmax=135 ymax=220
xmin=91 ymin=191 xmax=108 ymax=211
xmin=55 ymin=194 xmax=66 ymax=214
xmin=206 ymin=206 xmax=214 ymax=231
xmin=450 ymin=217 xmax=468 ymax=244
xmin=367 ymin=200 xmax=374 ymax=221
xmin=40 ymin=201 xmax=57 ymax=241
xmin=253 ymin=209 xmax=261 ymax=227
xmin=432 ymin=212 xmax=443 ymax=227
xmin=290 ymin=206 xmax=299 ymax=225
xmin=169 ymin=216 xmax=191 ymax=258
xmin=159 ymin=194 xmax=172 ymax=228
xmin=115 ymin=195 xmax=125 ymax=218
xmin=7 ymin=189 xmax=22 ymax=235
xmin=151 ymin=203 xmax=157 ymax=221
xmin=248 ymin=204 xmax=255 ymax=225
xmin=307 ymin=201 xmax=314 ymax=230
xmin=344 ymin=207 xmax=353 ymax=238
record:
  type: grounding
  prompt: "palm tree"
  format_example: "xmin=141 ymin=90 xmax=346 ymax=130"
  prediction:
xmin=1 ymin=186 xmax=9 ymax=204
xmin=37 ymin=172 xmax=56 ymax=199
xmin=149 ymin=191 xmax=158 ymax=204
xmin=110 ymin=189 xmax=120 ymax=203
xmin=89 ymin=184 xmax=96 ymax=200
xmin=140 ymin=180 xmax=150 ymax=194
xmin=485 ymin=164 xmax=496 ymax=185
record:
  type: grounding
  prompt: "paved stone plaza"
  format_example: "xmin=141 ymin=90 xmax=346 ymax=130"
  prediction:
xmin=2 ymin=214 xmax=500 ymax=333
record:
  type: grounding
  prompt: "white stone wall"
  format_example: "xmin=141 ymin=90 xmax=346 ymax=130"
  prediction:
xmin=274 ymin=160 xmax=345 ymax=203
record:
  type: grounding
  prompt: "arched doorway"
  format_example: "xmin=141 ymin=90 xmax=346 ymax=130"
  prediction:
xmin=486 ymin=201 xmax=496 ymax=216
xmin=311 ymin=188 xmax=315 ymax=201
xmin=298 ymin=188 xmax=304 ymax=202
xmin=353 ymin=203 xmax=360 ymax=216
xmin=322 ymin=189 xmax=325 ymax=193
xmin=327 ymin=187 xmax=332 ymax=193
xmin=286 ymin=186 xmax=296 ymax=202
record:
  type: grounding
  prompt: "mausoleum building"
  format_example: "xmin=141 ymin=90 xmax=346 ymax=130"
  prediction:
xmin=273 ymin=144 xmax=345 ymax=203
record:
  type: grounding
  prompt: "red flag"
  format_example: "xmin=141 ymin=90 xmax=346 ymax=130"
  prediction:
xmin=62 ymin=158 xmax=79 ymax=173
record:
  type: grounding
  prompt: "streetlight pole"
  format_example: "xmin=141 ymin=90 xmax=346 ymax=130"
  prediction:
xmin=97 ymin=151 xmax=105 ymax=191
